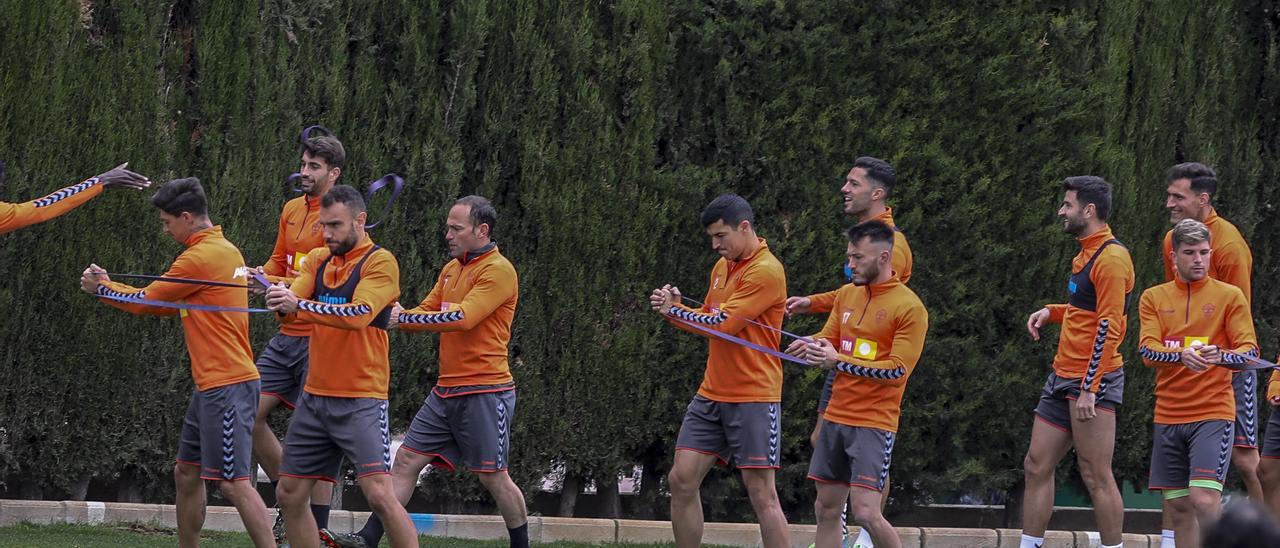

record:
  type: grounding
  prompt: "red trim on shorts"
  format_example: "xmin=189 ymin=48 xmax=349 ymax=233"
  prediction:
xmin=806 ymin=474 xmax=847 ymax=485
xmin=200 ymin=475 xmax=252 ymax=482
xmin=260 ymin=391 xmax=296 ymax=409
xmin=849 ymin=481 xmax=884 ymax=492
xmin=1234 ymin=443 xmax=1260 ymax=449
xmin=399 ymin=446 xmax=458 ymax=471
xmin=1147 ymin=485 xmax=1185 ymax=491
xmin=470 ymin=467 xmax=509 ymax=473
xmin=1261 ymin=454 xmax=1280 ymax=460
xmin=175 ymin=459 xmax=200 ymax=467
xmin=355 ymin=470 xmax=391 ymax=478
xmin=737 ymin=464 xmax=781 ymax=469
xmin=1034 ymin=414 xmax=1070 ymax=433
xmin=432 ymin=385 xmax=515 ymax=399
xmin=675 ymin=447 xmax=730 ymax=467
xmin=279 ymin=472 xmax=338 ymax=484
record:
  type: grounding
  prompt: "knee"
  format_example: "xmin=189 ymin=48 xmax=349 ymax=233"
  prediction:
xmin=814 ymin=496 xmax=844 ymax=523
xmin=1261 ymin=461 xmax=1280 ymax=484
xmin=849 ymin=496 xmax=881 ymax=526
xmin=174 ymin=463 xmax=200 ymax=485
xmin=667 ymin=469 xmax=699 ymax=497
xmin=1075 ymin=460 xmax=1112 ymax=491
xmin=365 ymin=489 xmax=402 ymax=514
xmin=276 ymin=480 xmax=308 ymax=507
xmin=215 ymin=480 xmax=247 ymax=501
xmin=1189 ymin=492 xmax=1221 ymax=518
xmin=1023 ymin=452 xmax=1052 ymax=480
xmin=1233 ymin=450 xmax=1259 ymax=473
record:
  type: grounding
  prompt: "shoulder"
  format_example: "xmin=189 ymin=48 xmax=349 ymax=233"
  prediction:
xmin=750 ymin=249 xmax=787 ymax=281
xmin=1208 ymin=278 xmax=1247 ymax=304
xmin=1140 ymin=282 xmax=1172 ymax=302
xmin=1094 ymin=242 xmax=1134 ymax=274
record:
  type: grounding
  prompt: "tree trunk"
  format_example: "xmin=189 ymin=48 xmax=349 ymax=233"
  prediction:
xmin=596 ymin=473 xmax=621 ymax=519
xmin=558 ymin=473 xmax=580 ymax=517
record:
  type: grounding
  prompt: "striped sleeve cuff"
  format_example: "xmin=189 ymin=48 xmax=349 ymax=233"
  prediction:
xmin=667 ymin=306 xmax=727 ymax=325
xmin=1139 ymin=346 xmax=1182 ymax=363
xmin=833 ymin=361 xmax=905 ymax=381
xmin=298 ymin=300 xmax=372 ymax=317
xmin=97 ymin=285 xmax=144 ymax=300
xmin=34 ymin=177 xmax=100 ymax=208
xmin=400 ymin=310 xmax=465 ymax=324
xmin=1221 ymin=348 xmax=1260 ymax=365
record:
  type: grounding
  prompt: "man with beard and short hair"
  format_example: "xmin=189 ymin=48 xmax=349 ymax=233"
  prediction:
xmin=254 ymin=133 xmax=345 ymax=543
xmin=785 ymin=156 xmax=913 ymax=547
xmin=265 ymin=185 xmax=417 ymax=548
xmin=787 ymin=220 xmax=927 ymax=548
xmin=1020 ymin=176 xmax=1134 ymax=548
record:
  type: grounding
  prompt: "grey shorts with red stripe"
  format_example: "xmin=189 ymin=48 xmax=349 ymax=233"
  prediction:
xmin=675 ymin=395 xmax=781 ymax=469
xmin=1262 ymin=404 xmax=1280 ymax=459
xmin=807 ymin=420 xmax=895 ymax=492
xmin=1148 ymin=420 xmax=1233 ymax=490
xmin=176 ymin=379 xmax=260 ymax=481
xmin=1034 ymin=369 xmax=1125 ymax=432
xmin=255 ymin=333 xmax=309 ymax=409
xmin=279 ymin=393 xmax=391 ymax=482
xmin=401 ymin=384 xmax=516 ymax=472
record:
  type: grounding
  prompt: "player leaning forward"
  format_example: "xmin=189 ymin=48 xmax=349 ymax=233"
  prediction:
xmin=81 ymin=178 xmax=275 ymax=547
xmin=328 ymin=195 xmax=530 ymax=548
xmin=264 ymin=185 xmax=418 ymax=548
xmin=787 ymin=220 xmax=927 ymax=548
xmin=1139 ymin=218 xmax=1258 ymax=546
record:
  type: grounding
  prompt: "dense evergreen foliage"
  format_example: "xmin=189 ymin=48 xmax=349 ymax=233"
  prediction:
xmin=2 ymin=0 xmax=1279 ymax=524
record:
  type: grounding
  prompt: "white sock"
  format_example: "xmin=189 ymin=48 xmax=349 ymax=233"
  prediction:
xmin=1019 ymin=534 xmax=1045 ymax=548
xmin=1101 ymin=544 xmax=1123 ymax=548
xmin=1160 ymin=528 xmax=1175 ymax=548
xmin=852 ymin=527 xmax=874 ymax=547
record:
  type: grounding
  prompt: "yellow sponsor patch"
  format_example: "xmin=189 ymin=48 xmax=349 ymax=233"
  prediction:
xmin=179 ymin=299 xmax=188 ymax=318
xmin=841 ymin=338 xmax=878 ymax=359
xmin=1184 ymin=336 xmax=1209 ymax=348
xmin=291 ymin=252 xmax=308 ymax=272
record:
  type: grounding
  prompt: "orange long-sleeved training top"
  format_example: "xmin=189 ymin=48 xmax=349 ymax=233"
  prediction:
xmin=1138 ymin=277 xmax=1257 ymax=424
xmin=806 ymin=208 xmax=912 ymax=313
xmin=1161 ymin=209 xmax=1252 ymax=305
xmin=280 ymin=235 xmax=400 ymax=399
xmin=0 ymin=177 xmax=105 ymax=235
xmin=96 ymin=226 xmax=259 ymax=391
xmin=812 ymin=275 xmax=927 ymax=433
xmin=261 ymin=195 xmax=326 ymax=337
xmin=665 ymin=239 xmax=787 ymax=403
xmin=397 ymin=244 xmax=518 ymax=388
xmin=1044 ymin=226 xmax=1135 ymax=393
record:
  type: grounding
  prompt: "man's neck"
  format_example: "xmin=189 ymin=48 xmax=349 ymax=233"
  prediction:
xmin=306 ymin=181 xmax=336 ymax=199
xmin=734 ymin=234 xmax=761 ymax=260
xmin=857 ymin=202 xmax=888 ymax=224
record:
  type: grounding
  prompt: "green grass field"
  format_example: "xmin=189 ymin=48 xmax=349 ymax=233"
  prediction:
xmin=0 ymin=523 xmax=732 ymax=547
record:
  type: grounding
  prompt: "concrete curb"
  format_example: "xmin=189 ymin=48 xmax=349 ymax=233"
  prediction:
xmin=0 ymin=499 xmax=1153 ymax=547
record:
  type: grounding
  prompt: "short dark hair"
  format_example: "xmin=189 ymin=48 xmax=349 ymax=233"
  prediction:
xmin=1167 ymin=162 xmax=1217 ymax=199
xmin=1063 ymin=176 xmax=1113 ymax=221
xmin=846 ymin=220 xmax=896 ymax=248
xmin=321 ymin=184 xmax=366 ymax=215
xmin=301 ymin=135 xmax=347 ymax=169
xmin=854 ymin=156 xmax=897 ymax=197
xmin=700 ymin=193 xmax=755 ymax=228
xmin=455 ymin=195 xmax=498 ymax=235
xmin=151 ymin=177 xmax=209 ymax=217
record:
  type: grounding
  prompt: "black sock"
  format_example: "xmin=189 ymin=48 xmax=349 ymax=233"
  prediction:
xmin=509 ymin=523 xmax=529 ymax=548
xmin=359 ymin=512 xmax=385 ymax=546
xmin=310 ymin=504 xmax=330 ymax=529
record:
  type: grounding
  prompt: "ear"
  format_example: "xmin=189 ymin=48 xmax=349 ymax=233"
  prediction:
xmin=870 ymin=186 xmax=886 ymax=202
xmin=330 ymin=166 xmax=342 ymax=180
xmin=1082 ymin=202 xmax=1096 ymax=219
xmin=477 ymin=223 xmax=491 ymax=239
xmin=738 ymin=219 xmax=752 ymax=233
xmin=355 ymin=210 xmax=368 ymax=225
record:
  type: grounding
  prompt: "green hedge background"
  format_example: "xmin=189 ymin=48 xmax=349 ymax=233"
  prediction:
xmin=2 ymin=0 xmax=1279 ymax=524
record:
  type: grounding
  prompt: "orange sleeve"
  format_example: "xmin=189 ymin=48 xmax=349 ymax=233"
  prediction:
xmin=1215 ymin=240 xmax=1253 ymax=306
xmin=806 ymin=289 xmax=839 ymax=314
xmin=893 ymin=235 xmax=912 ymax=284
xmin=811 ymin=289 xmax=844 ymax=345
xmin=1222 ymin=286 xmax=1258 ymax=357
xmin=293 ymin=250 xmax=400 ymax=330
xmin=95 ymin=251 xmax=208 ymax=316
xmin=1269 ymin=369 xmax=1280 ymax=403
xmin=832 ymin=301 xmax=928 ymax=386
xmin=1161 ymin=231 xmax=1174 ymax=282
xmin=1136 ymin=289 xmax=1181 ymax=368
xmin=278 ymin=249 xmax=320 ymax=325
xmin=1045 ymin=303 xmax=1067 ymax=324
xmin=1082 ymin=253 xmax=1130 ymax=392
xmin=400 ymin=264 xmax=515 ymax=332
xmin=0 ymin=178 xmax=104 ymax=235
xmin=665 ymin=267 xmax=782 ymax=337
xmin=261 ymin=203 xmax=292 ymax=282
